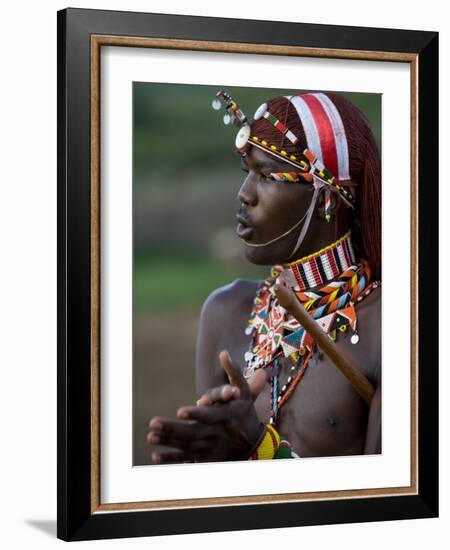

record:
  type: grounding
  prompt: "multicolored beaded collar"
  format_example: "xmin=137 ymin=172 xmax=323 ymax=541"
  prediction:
xmin=283 ymin=230 xmax=355 ymax=291
xmin=242 ymin=232 xmax=380 ymax=426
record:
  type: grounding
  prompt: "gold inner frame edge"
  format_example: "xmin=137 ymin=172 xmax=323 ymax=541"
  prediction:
xmin=90 ymin=34 xmax=419 ymax=514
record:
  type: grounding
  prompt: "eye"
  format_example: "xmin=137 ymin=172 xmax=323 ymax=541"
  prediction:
xmin=259 ymin=172 xmax=274 ymax=182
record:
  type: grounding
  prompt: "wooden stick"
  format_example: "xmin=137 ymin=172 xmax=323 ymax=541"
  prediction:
xmin=274 ymin=284 xmax=375 ymax=405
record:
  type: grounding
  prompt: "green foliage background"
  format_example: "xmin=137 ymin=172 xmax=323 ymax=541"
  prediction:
xmin=133 ymin=83 xmax=381 ymax=312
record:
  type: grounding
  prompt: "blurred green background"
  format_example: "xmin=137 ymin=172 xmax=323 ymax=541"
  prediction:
xmin=133 ymin=82 xmax=381 ymax=466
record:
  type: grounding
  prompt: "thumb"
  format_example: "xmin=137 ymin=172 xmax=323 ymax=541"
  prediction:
xmin=219 ymin=350 xmax=251 ymax=400
xmin=247 ymin=368 xmax=267 ymax=402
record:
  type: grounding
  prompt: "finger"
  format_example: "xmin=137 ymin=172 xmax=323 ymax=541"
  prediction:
xmin=176 ymin=404 xmax=231 ymax=424
xmin=196 ymin=384 xmax=240 ymax=407
xmin=148 ymin=416 xmax=197 ymax=441
xmin=148 ymin=429 xmax=199 ymax=450
xmin=152 ymin=449 xmax=186 ymax=464
xmin=196 ymin=385 xmax=238 ymax=407
xmin=197 ymin=356 xmax=266 ymax=405
xmin=147 ymin=429 xmax=186 ymax=449
xmin=219 ymin=350 xmax=250 ymax=399
xmin=149 ymin=430 xmax=219 ymax=454
xmin=148 ymin=417 xmax=216 ymax=443
xmin=247 ymin=368 xmax=267 ymax=401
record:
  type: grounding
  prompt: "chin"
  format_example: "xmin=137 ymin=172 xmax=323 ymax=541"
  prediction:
xmin=243 ymin=243 xmax=289 ymax=266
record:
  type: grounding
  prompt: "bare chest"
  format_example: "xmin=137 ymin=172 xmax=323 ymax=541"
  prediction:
xmin=226 ymin=290 xmax=381 ymax=458
xmin=253 ymin=355 xmax=370 ymax=457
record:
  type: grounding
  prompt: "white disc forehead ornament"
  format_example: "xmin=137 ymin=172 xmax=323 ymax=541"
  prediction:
xmin=253 ymin=102 xmax=267 ymax=120
xmin=235 ymin=124 xmax=251 ymax=149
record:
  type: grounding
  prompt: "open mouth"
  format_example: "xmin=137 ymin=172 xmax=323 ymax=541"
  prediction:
xmin=236 ymin=222 xmax=253 ymax=240
xmin=236 ymin=214 xmax=253 ymax=240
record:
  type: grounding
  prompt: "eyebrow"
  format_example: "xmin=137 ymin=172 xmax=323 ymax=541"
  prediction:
xmin=240 ymin=156 xmax=279 ymax=171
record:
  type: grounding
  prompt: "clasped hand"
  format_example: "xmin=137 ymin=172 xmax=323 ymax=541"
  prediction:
xmin=147 ymin=350 xmax=266 ymax=463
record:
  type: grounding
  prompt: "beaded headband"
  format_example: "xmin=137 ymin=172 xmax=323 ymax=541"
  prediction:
xmin=211 ymin=90 xmax=356 ymax=212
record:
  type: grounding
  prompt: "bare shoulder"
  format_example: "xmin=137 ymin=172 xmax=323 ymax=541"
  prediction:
xmin=195 ymin=278 xmax=260 ymax=395
xmin=199 ymin=278 xmax=260 ymax=326
xmin=356 ymin=284 xmax=381 ymax=335
xmin=352 ymin=284 xmax=382 ymax=382
xmin=197 ymin=278 xmax=260 ymax=347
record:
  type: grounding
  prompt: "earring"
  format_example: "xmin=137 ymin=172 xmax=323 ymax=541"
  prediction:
xmin=319 ymin=188 xmax=334 ymax=222
xmin=324 ymin=189 xmax=332 ymax=222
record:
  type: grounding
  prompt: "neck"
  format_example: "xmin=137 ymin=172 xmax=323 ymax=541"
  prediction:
xmin=281 ymin=230 xmax=356 ymax=291
xmin=287 ymin=210 xmax=351 ymax=262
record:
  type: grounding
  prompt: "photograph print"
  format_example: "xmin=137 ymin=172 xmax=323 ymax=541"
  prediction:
xmin=133 ymin=83 xmax=382 ymax=467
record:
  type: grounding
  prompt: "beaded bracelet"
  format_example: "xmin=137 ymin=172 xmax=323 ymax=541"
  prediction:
xmin=247 ymin=424 xmax=294 ymax=460
xmin=247 ymin=423 xmax=280 ymax=460
xmin=274 ymin=438 xmax=295 ymax=459
xmin=184 ymin=424 xmax=295 ymax=463
xmin=243 ymin=422 xmax=267 ymax=460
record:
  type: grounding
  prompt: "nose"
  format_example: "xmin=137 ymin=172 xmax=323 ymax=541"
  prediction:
xmin=238 ymin=172 xmax=258 ymax=207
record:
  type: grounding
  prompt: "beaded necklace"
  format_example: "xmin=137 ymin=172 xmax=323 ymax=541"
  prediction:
xmin=243 ymin=231 xmax=380 ymax=426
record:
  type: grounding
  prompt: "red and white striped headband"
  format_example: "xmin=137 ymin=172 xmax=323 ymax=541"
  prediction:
xmin=286 ymin=93 xmax=350 ymax=182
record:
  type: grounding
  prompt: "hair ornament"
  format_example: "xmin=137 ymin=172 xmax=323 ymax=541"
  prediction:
xmin=253 ymin=102 xmax=268 ymax=120
xmin=211 ymin=90 xmax=356 ymax=211
xmin=211 ymin=90 xmax=251 ymax=152
xmin=211 ymin=90 xmax=248 ymax=128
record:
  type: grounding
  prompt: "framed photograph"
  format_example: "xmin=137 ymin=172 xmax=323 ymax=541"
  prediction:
xmin=57 ymin=7 xmax=438 ymax=541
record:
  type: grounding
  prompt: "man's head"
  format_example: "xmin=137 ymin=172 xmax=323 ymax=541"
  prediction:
xmin=214 ymin=91 xmax=381 ymax=279
xmin=236 ymin=145 xmax=342 ymax=265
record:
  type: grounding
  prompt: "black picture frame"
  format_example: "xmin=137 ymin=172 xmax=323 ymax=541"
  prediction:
xmin=57 ymin=7 xmax=438 ymax=541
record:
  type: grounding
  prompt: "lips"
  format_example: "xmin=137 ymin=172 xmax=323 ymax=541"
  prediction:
xmin=237 ymin=223 xmax=253 ymax=240
xmin=236 ymin=214 xmax=254 ymax=240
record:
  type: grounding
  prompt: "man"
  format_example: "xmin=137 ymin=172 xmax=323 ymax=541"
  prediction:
xmin=147 ymin=90 xmax=381 ymax=463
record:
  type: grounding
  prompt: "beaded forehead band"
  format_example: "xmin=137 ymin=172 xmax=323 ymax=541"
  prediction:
xmin=211 ymin=90 xmax=355 ymax=210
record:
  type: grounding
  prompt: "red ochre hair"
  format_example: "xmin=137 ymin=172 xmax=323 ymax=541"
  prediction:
xmin=250 ymin=92 xmax=381 ymax=281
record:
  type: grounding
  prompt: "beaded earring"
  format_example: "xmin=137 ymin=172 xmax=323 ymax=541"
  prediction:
xmin=324 ymin=189 xmax=332 ymax=222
